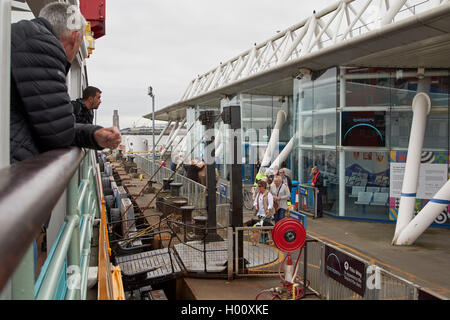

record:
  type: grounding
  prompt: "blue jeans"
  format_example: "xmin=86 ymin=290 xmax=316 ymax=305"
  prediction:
xmin=274 ymin=208 xmax=286 ymax=223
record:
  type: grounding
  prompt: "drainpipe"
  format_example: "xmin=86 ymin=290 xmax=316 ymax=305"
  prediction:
xmin=395 ymin=179 xmax=450 ymax=245
xmin=393 ymin=92 xmax=431 ymax=244
xmin=261 ymin=110 xmax=287 ymax=167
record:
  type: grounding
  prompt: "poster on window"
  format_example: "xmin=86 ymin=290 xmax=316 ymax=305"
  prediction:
xmin=389 ymin=163 xmax=448 ymax=199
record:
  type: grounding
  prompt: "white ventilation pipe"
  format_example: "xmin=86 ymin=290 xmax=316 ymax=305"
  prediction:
xmin=393 ymin=92 xmax=431 ymax=244
xmin=165 ymin=121 xmax=179 ymax=146
xmin=395 ymin=179 xmax=450 ymax=245
xmin=161 ymin=118 xmax=186 ymax=157
xmin=269 ymin=136 xmax=294 ymax=170
xmin=154 ymin=120 xmax=172 ymax=149
xmin=261 ymin=110 xmax=287 ymax=167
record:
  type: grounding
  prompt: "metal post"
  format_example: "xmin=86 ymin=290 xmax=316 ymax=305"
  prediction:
xmin=65 ymin=172 xmax=80 ymax=300
xmin=0 ymin=0 xmax=12 ymax=300
xmin=339 ymin=67 xmax=346 ymax=217
xmin=222 ymin=105 xmax=243 ymax=272
xmin=200 ymin=111 xmax=221 ymax=241
xmin=0 ymin=0 xmax=11 ymax=169
xmin=11 ymin=246 xmax=34 ymax=300
xmin=148 ymin=86 xmax=156 ymax=175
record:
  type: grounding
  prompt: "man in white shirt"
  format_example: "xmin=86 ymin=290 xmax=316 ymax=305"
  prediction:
xmin=270 ymin=176 xmax=290 ymax=223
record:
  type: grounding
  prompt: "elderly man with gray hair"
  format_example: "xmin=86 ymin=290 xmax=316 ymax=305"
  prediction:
xmin=10 ymin=2 xmax=121 ymax=163
xmin=270 ymin=175 xmax=290 ymax=223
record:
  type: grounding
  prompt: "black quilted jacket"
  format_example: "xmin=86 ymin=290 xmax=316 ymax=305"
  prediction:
xmin=10 ymin=18 xmax=103 ymax=163
xmin=72 ymin=99 xmax=94 ymax=124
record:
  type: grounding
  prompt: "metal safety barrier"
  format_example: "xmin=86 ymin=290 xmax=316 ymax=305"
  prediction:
xmin=0 ymin=147 xmax=104 ymax=300
xmin=134 ymin=155 xmax=230 ymax=219
xmin=231 ymin=222 xmax=442 ymax=300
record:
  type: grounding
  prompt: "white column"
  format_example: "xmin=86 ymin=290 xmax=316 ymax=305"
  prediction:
xmin=261 ymin=110 xmax=287 ymax=167
xmin=393 ymin=93 xmax=431 ymax=243
xmin=395 ymin=179 xmax=450 ymax=245
xmin=0 ymin=0 xmax=11 ymax=169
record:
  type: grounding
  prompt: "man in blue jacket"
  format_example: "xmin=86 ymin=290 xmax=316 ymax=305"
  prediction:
xmin=10 ymin=2 xmax=120 ymax=163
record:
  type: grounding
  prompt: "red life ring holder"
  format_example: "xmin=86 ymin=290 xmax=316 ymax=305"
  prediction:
xmin=272 ymin=218 xmax=306 ymax=253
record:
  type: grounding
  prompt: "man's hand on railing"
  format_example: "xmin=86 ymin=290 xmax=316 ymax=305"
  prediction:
xmin=94 ymin=127 xmax=122 ymax=150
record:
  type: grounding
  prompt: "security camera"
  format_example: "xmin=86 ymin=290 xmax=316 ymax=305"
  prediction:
xmin=295 ymin=68 xmax=312 ymax=80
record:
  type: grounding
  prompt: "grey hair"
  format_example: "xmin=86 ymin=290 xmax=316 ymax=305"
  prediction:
xmin=39 ymin=2 xmax=86 ymax=39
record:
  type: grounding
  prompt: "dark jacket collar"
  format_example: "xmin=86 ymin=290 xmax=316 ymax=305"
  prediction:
xmin=33 ymin=17 xmax=72 ymax=74
xmin=32 ymin=17 xmax=58 ymax=38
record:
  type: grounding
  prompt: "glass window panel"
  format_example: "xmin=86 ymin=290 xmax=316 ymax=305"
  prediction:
xmin=345 ymin=67 xmax=393 ymax=107
xmin=313 ymin=112 xmax=337 ymax=146
xmin=314 ymin=68 xmax=337 ymax=110
xmin=344 ymin=151 xmax=390 ymax=220
xmin=314 ymin=150 xmax=339 ymax=215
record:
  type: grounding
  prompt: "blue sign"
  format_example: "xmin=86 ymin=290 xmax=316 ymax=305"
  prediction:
xmin=299 ymin=186 xmax=308 ymax=196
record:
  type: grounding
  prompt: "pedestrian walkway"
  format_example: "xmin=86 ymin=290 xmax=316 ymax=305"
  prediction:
xmin=185 ymin=213 xmax=449 ymax=300
xmin=305 ymin=215 xmax=450 ymax=298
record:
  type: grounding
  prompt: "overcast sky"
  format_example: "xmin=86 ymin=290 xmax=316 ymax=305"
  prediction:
xmin=85 ymin=0 xmax=333 ymax=129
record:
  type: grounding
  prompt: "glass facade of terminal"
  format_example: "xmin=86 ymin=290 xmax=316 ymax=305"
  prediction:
xmin=214 ymin=94 xmax=292 ymax=183
xmin=293 ymin=67 xmax=449 ymax=225
xmin=187 ymin=66 xmax=449 ymax=226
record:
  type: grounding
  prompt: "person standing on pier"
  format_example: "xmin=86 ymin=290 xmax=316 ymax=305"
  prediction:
xmin=270 ymin=176 xmax=290 ymax=223
xmin=311 ymin=166 xmax=324 ymax=218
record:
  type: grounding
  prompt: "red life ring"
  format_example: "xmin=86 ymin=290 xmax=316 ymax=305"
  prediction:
xmin=272 ymin=218 xmax=306 ymax=253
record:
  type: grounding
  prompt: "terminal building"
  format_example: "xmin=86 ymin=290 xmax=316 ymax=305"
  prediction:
xmin=145 ymin=0 xmax=450 ymax=227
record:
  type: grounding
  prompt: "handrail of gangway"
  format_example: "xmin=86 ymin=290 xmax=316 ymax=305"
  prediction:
xmin=0 ymin=147 xmax=85 ymax=292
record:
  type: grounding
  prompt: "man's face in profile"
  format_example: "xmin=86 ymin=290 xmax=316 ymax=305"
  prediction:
xmin=92 ymin=91 xmax=102 ymax=109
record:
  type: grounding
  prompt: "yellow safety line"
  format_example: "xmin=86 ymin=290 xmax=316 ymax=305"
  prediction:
xmin=248 ymin=243 xmax=285 ymax=272
xmin=101 ymin=198 xmax=111 ymax=256
xmin=111 ymin=266 xmax=125 ymax=300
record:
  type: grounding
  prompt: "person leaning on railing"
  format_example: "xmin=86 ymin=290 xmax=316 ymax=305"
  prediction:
xmin=10 ymin=2 xmax=121 ymax=164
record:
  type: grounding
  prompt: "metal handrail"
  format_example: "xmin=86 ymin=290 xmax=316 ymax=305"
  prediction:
xmin=0 ymin=147 xmax=85 ymax=292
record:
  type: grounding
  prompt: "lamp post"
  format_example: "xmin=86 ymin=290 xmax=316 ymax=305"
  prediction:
xmin=148 ymin=86 xmax=156 ymax=175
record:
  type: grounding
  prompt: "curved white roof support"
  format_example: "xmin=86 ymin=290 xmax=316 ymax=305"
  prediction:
xmin=180 ymin=0 xmax=447 ymax=103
